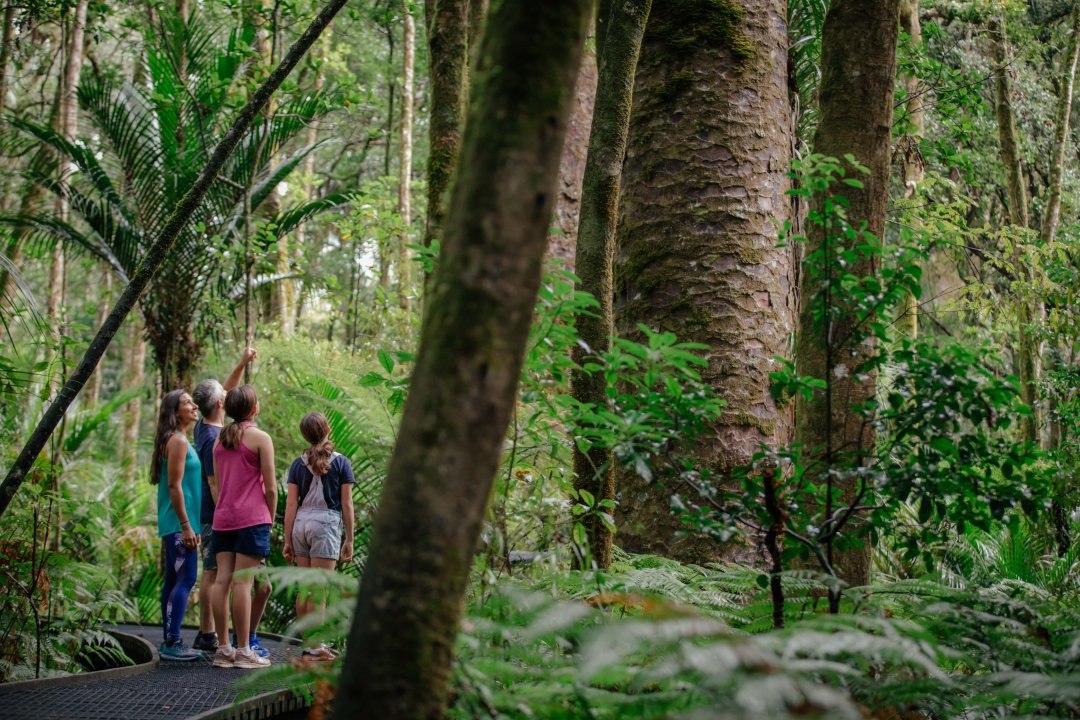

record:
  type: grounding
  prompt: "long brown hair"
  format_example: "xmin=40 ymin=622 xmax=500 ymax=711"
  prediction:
xmin=300 ymin=413 xmax=334 ymax=476
xmin=220 ymin=385 xmax=258 ymax=449
xmin=150 ymin=390 xmax=186 ymax=485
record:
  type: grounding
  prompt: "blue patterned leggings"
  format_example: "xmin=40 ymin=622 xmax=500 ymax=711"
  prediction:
xmin=161 ymin=533 xmax=199 ymax=642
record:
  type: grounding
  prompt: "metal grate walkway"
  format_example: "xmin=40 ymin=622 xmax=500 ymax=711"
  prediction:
xmin=0 ymin=625 xmax=310 ymax=720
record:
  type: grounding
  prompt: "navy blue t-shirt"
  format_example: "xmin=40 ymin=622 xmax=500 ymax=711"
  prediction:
xmin=287 ymin=453 xmax=355 ymax=512
xmin=193 ymin=420 xmax=222 ymax=526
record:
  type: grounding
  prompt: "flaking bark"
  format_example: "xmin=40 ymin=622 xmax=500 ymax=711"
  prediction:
xmin=614 ymin=0 xmax=796 ymax=564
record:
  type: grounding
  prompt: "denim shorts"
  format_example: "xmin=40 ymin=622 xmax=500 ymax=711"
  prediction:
xmin=293 ymin=510 xmax=343 ymax=560
xmin=211 ymin=524 xmax=271 ymax=559
xmin=200 ymin=523 xmax=218 ymax=571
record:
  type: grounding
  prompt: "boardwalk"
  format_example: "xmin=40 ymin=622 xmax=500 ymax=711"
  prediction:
xmin=0 ymin=625 xmax=310 ymax=720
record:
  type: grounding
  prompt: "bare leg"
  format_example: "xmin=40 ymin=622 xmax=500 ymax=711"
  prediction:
xmin=293 ymin=556 xmax=312 ymax=618
xmin=308 ymin=557 xmax=337 ymax=616
xmin=211 ymin=553 xmax=235 ymax=649
xmin=198 ymin=569 xmax=217 ymax=634
xmin=230 ymin=553 xmax=262 ymax=648
xmin=249 ymin=574 xmax=272 ymax=639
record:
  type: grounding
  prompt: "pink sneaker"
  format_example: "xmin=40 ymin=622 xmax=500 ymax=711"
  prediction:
xmin=233 ymin=646 xmax=271 ymax=669
xmin=212 ymin=646 xmax=236 ymax=668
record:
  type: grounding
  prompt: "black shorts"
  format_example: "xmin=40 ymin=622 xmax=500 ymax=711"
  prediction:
xmin=211 ymin=524 xmax=271 ymax=558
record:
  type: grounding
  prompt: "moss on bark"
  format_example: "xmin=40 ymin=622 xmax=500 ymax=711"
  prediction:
xmin=614 ymin=0 xmax=795 ymax=565
xmin=571 ymin=0 xmax=652 ymax=569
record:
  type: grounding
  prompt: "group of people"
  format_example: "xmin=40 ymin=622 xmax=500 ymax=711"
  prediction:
xmin=151 ymin=348 xmax=355 ymax=668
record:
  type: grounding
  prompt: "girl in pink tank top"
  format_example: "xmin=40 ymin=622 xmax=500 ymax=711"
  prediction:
xmin=213 ymin=421 xmax=273 ymax=530
xmin=208 ymin=384 xmax=277 ymax=670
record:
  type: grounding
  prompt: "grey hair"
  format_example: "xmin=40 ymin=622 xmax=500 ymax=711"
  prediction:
xmin=192 ymin=379 xmax=225 ymax=417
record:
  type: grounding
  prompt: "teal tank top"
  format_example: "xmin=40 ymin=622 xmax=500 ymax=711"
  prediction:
xmin=157 ymin=436 xmax=203 ymax=538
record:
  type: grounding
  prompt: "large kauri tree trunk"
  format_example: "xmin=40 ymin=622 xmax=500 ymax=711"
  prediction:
xmin=613 ymin=0 xmax=795 ymax=564
xmin=570 ymin=0 xmax=651 ymax=569
xmin=795 ymin=0 xmax=901 ymax=591
xmin=332 ymin=1 xmax=592 ymax=716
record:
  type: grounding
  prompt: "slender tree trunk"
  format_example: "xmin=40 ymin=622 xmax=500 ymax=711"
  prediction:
xmin=423 ymin=0 xmax=469 ymax=268
xmin=547 ymin=46 xmax=597 ymax=265
xmin=897 ymin=0 xmax=923 ymax=340
xmin=398 ymin=0 xmax=415 ymax=311
xmin=1041 ymin=4 xmax=1079 ymax=555
xmin=1041 ymin=3 xmax=1079 ymax=247
xmin=795 ymin=0 xmax=901 ymax=597
xmin=47 ymin=0 xmax=89 ymax=398
xmin=0 ymin=3 xmax=15 ymax=119
xmin=466 ymin=0 xmax=488 ymax=66
xmin=569 ymin=0 xmax=651 ymax=569
xmin=121 ymin=321 xmax=146 ymax=482
xmin=292 ymin=34 xmax=328 ymax=331
xmin=0 ymin=0 xmax=349 ymax=518
xmin=613 ymin=0 xmax=796 ymax=564
xmin=333 ymin=0 xmax=592 ymax=715
xmin=992 ymin=15 xmax=1040 ymax=445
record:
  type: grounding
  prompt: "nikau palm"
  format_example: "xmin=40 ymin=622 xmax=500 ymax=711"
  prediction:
xmin=2 ymin=15 xmax=350 ymax=389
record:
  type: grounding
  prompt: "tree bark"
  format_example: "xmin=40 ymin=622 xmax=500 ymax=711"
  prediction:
xmin=897 ymin=0 xmax=923 ymax=341
xmin=46 ymin=0 xmax=89 ymax=398
xmin=0 ymin=0 xmax=350 ymax=519
xmin=547 ymin=46 xmax=597 ymax=266
xmin=466 ymin=0 xmax=488 ymax=66
xmin=1041 ymin=4 xmax=1079 ymax=556
xmin=0 ymin=3 xmax=15 ymax=119
xmin=398 ymin=0 xmax=415 ymax=311
xmin=423 ymin=0 xmax=469 ymax=267
xmin=795 ymin=0 xmax=901 ymax=593
xmin=613 ymin=0 xmax=796 ymax=564
xmin=570 ymin=0 xmax=651 ymax=569
xmin=1041 ymin=3 xmax=1080 ymax=247
xmin=333 ymin=0 xmax=592 ymax=715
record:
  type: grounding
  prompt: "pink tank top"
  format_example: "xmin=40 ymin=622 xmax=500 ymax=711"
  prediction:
xmin=212 ymin=422 xmax=273 ymax=531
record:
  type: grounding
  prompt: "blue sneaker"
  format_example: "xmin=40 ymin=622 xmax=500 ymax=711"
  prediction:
xmin=249 ymin=635 xmax=270 ymax=658
xmin=231 ymin=632 xmax=270 ymax=658
xmin=160 ymin=639 xmax=203 ymax=662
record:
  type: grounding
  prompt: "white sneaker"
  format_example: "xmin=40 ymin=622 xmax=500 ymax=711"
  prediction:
xmin=233 ymin=646 xmax=271 ymax=669
xmin=212 ymin=646 xmax=236 ymax=668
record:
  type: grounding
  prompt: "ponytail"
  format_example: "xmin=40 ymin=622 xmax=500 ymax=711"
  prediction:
xmin=221 ymin=384 xmax=258 ymax=449
xmin=299 ymin=412 xmax=334 ymax=476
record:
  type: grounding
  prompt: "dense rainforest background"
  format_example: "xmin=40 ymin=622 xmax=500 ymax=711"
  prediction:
xmin=0 ymin=0 xmax=1078 ymax=717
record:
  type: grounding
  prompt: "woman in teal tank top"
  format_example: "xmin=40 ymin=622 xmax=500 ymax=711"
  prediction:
xmin=151 ymin=390 xmax=203 ymax=661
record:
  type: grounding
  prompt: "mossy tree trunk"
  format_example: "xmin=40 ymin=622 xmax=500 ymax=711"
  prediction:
xmin=570 ymin=0 xmax=651 ymax=569
xmin=398 ymin=0 xmax=415 ymax=311
xmin=613 ymin=0 xmax=796 ymax=564
xmin=795 ymin=0 xmax=901 ymax=595
xmin=332 ymin=0 xmax=592 ymax=716
xmin=423 ymin=0 xmax=469 ymax=270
